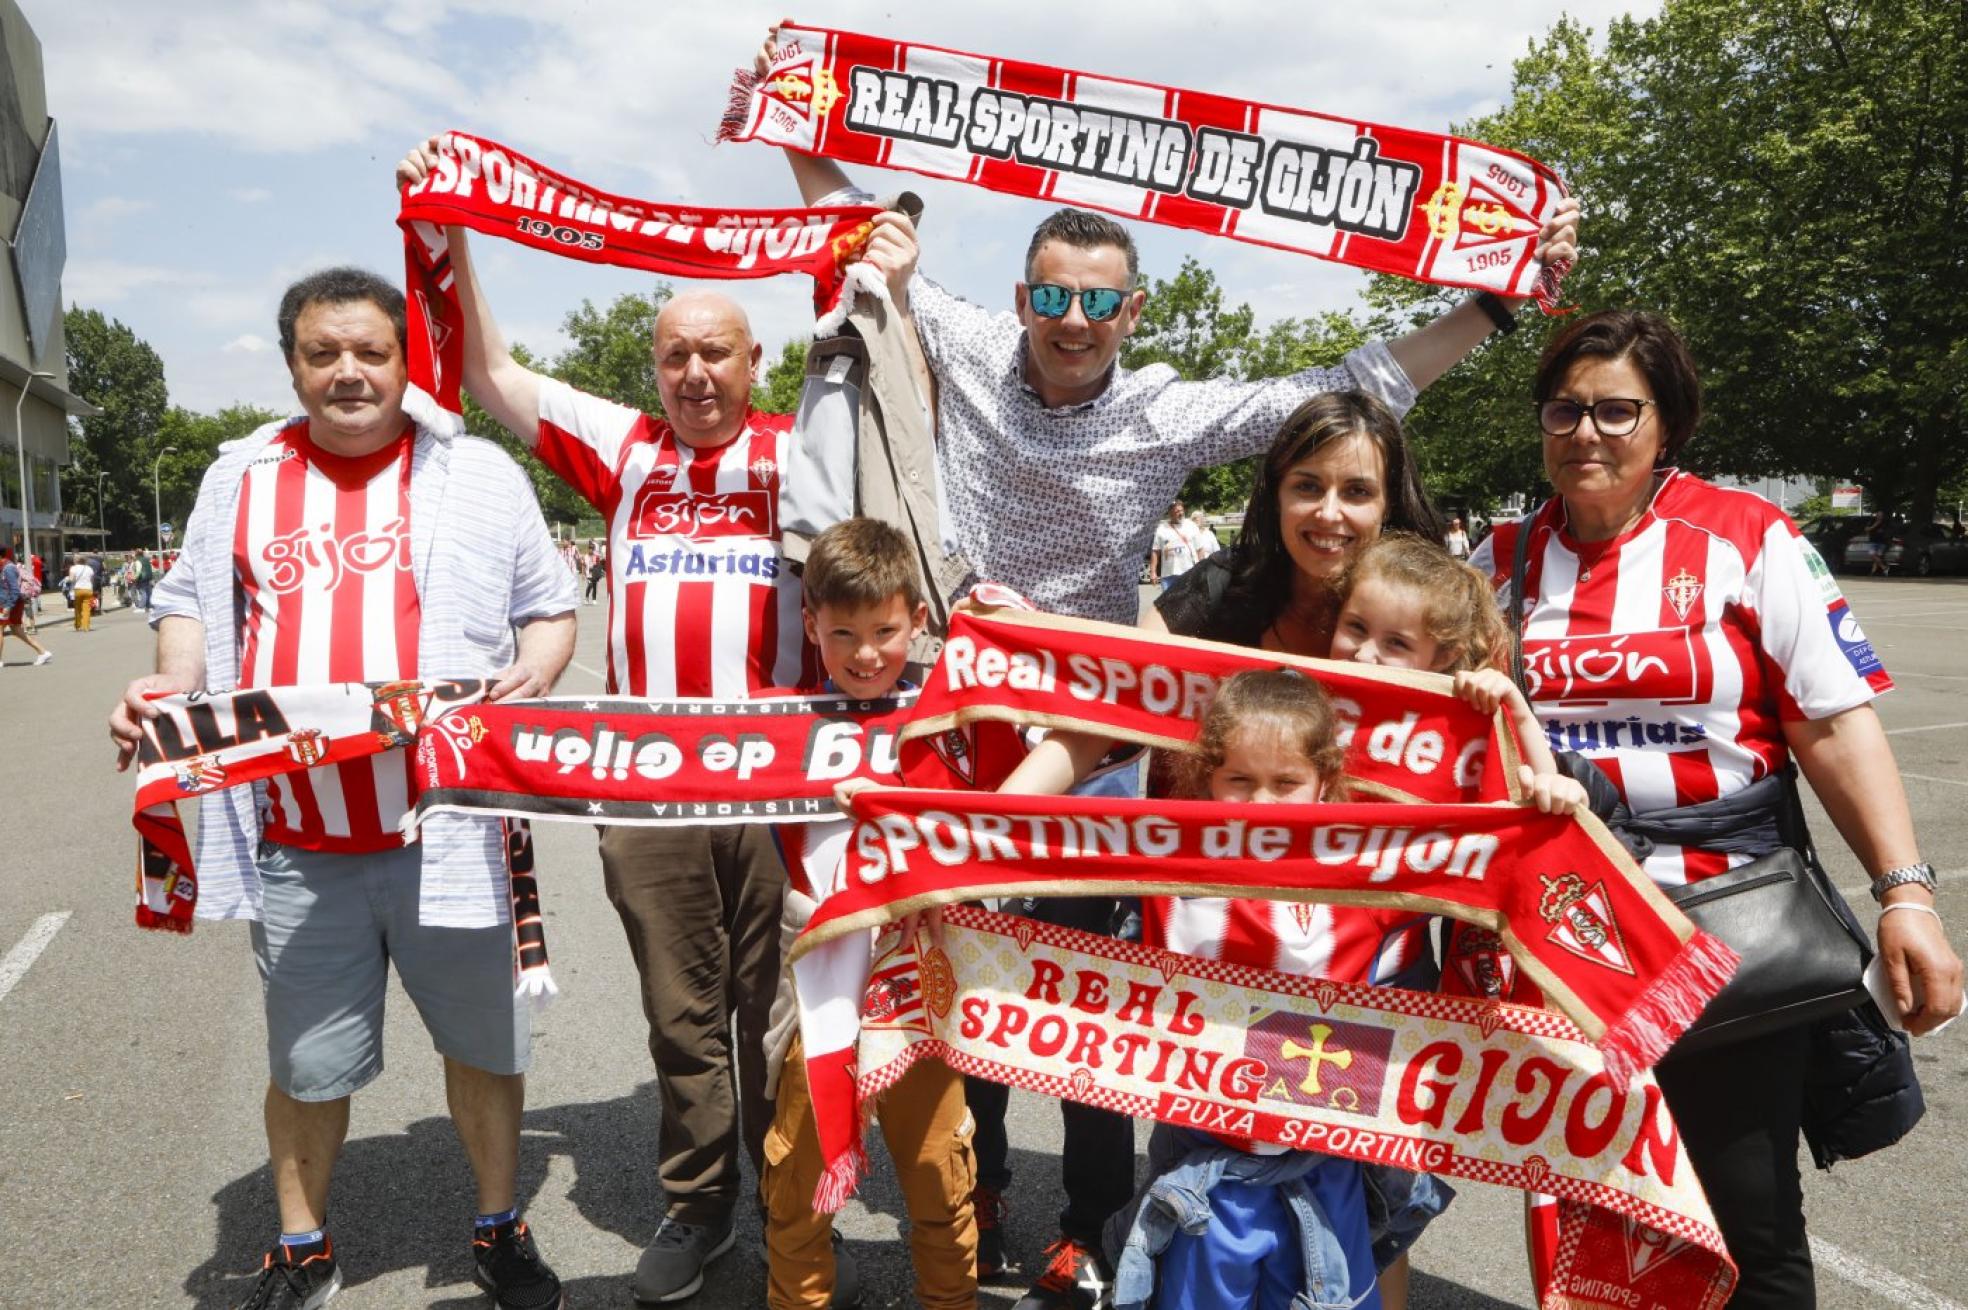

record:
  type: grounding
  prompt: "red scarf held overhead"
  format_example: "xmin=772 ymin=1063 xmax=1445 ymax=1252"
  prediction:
xmin=396 ymin=131 xmax=885 ymax=423
xmin=804 ymin=786 xmax=1737 ymax=1089
xmin=722 ymin=25 xmax=1571 ymax=308
xmin=901 ymin=606 xmax=1523 ymax=803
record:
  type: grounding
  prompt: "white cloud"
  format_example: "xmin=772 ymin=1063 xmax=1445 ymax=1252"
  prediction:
xmin=221 ymin=333 xmax=273 ymax=354
xmin=230 ymin=187 xmax=274 ymax=204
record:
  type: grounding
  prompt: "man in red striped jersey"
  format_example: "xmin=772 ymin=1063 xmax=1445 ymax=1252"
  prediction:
xmin=397 ymin=131 xmax=891 ymax=1308
xmin=109 ymin=268 xmax=578 ymax=1310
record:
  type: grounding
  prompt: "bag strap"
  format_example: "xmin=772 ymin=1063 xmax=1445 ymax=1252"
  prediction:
xmin=1507 ymin=507 xmax=1540 ymax=698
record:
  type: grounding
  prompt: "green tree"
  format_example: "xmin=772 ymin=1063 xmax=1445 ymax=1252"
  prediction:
xmin=1372 ymin=1 xmax=1968 ymax=521
xmin=755 ymin=337 xmax=810 ymax=415
xmin=63 ymin=307 xmax=170 ymax=545
xmin=150 ymin=405 xmax=281 ymax=541
xmin=549 ymin=286 xmax=670 ymax=418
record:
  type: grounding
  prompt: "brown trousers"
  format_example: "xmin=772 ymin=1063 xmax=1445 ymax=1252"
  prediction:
xmin=601 ymin=822 xmax=787 ymax=1224
xmin=763 ymin=1035 xmax=978 ymax=1309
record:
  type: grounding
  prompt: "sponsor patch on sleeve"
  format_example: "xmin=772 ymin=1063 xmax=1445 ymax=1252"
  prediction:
xmin=1795 ymin=536 xmax=1845 ymax=609
xmin=1827 ymin=601 xmax=1885 ymax=680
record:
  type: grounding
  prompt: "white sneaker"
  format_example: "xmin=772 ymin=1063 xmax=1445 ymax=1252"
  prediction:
xmin=34 ymin=651 xmax=52 ymax=665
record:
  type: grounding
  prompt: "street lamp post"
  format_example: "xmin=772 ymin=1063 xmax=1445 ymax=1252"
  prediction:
xmin=11 ymin=368 xmax=55 ymax=558
xmin=95 ymin=469 xmax=108 ymax=542
xmin=152 ymin=447 xmax=178 ymax=553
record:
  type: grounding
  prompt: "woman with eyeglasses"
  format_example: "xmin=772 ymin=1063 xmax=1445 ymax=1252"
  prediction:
xmin=1471 ymin=309 xmax=1961 ymax=1308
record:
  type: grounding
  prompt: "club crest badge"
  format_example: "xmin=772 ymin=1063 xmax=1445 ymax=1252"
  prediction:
xmin=285 ymin=728 xmax=327 ymax=768
xmin=927 ymin=725 xmax=978 ymax=787
xmin=173 ymin=754 xmax=227 ymax=793
xmin=1622 ymin=1215 xmax=1695 ymax=1283
xmin=1663 ymin=567 xmax=1704 ymax=621
xmin=1538 ymin=872 xmax=1636 ymax=976
xmin=1449 ymin=925 xmax=1518 ymax=998
xmin=749 ymin=455 xmax=778 ymax=485
xmin=371 ymin=680 xmax=428 ymax=743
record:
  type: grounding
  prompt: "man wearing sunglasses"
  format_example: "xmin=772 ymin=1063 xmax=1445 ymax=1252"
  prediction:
xmin=760 ymin=33 xmax=1580 ymax=1310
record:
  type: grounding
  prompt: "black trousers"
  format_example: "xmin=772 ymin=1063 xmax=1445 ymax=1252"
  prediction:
xmin=1655 ymin=1024 xmax=1816 ymax=1309
xmin=965 ymin=894 xmax=1136 ymax=1244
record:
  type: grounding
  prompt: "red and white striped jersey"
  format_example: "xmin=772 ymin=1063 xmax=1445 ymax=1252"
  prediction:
xmin=233 ymin=421 xmax=420 ymax=852
xmin=1473 ymin=471 xmax=1890 ymax=885
xmin=536 ymin=379 xmax=812 ymax=698
xmin=1142 ymin=897 xmax=1429 ymax=986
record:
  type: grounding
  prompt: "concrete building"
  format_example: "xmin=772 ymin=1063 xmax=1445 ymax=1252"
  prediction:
xmin=2 ymin=0 xmax=99 ymax=569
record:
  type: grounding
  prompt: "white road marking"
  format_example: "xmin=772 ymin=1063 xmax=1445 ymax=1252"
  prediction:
xmin=0 ymin=912 xmax=71 ymax=1006
xmin=1885 ymin=720 xmax=1968 ymax=736
xmin=570 ymin=659 xmax=607 ymax=685
xmin=1902 ymin=772 xmax=1968 ymax=790
xmin=1810 ymin=1236 xmax=1968 ymax=1310
xmin=1859 ymin=608 xmax=1968 ymax=621
xmin=1893 ymin=670 xmax=1968 ymax=682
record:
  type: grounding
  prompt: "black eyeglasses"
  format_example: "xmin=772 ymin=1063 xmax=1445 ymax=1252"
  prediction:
xmin=1025 ymin=284 xmax=1129 ymax=322
xmin=1537 ymin=398 xmax=1654 ymax=437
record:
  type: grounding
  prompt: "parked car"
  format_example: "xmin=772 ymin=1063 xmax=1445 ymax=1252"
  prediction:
xmin=1884 ymin=522 xmax=1968 ymax=577
xmin=1842 ymin=518 xmax=1901 ymax=574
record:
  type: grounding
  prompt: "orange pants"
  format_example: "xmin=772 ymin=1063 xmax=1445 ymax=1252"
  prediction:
xmin=72 ymin=592 xmax=93 ymax=630
xmin=762 ymin=1036 xmax=978 ymax=1309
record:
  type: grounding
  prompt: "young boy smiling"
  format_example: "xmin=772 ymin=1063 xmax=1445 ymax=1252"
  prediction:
xmin=760 ymin=518 xmax=979 ymax=1310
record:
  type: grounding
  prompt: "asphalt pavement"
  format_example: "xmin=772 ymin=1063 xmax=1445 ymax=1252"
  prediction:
xmin=3 ymin=577 xmax=1966 ymax=1308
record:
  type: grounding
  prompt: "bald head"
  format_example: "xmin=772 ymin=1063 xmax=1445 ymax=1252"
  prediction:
xmin=653 ymin=290 xmax=762 ymax=448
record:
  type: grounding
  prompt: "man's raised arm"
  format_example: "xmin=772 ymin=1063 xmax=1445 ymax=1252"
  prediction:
xmin=397 ymin=138 xmax=542 ymax=444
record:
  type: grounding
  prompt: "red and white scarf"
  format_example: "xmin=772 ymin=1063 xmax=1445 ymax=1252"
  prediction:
xmin=396 ymin=131 xmax=886 ymax=424
xmin=902 ymin=606 xmax=1523 ymax=803
xmin=128 ymin=681 xmax=556 ymax=1002
xmin=861 ymin=907 xmax=1738 ymax=1309
xmin=722 ymin=25 xmax=1570 ymax=307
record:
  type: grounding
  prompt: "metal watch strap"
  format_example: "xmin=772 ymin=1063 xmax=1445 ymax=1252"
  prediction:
xmin=1870 ymin=862 xmax=1938 ymax=902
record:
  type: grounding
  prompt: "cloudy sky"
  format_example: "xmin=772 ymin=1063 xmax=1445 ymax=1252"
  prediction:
xmin=33 ymin=0 xmax=1658 ymax=417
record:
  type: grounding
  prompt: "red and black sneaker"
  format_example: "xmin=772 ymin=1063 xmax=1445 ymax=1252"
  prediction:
xmin=236 ymin=1241 xmax=342 ymax=1310
xmin=971 ymin=1184 xmax=1011 ymax=1279
xmin=1012 ymin=1235 xmax=1112 ymax=1310
xmin=472 ymin=1219 xmax=565 ymax=1310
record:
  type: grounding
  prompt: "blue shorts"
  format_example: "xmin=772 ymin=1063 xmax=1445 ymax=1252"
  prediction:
xmin=249 ymin=842 xmax=529 ymax=1100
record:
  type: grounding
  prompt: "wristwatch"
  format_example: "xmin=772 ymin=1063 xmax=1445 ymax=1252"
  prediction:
xmin=1870 ymin=862 xmax=1938 ymax=903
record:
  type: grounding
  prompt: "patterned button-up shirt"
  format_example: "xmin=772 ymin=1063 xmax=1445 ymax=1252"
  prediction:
xmin=908 ymin=273 xmax=1417 ymax=623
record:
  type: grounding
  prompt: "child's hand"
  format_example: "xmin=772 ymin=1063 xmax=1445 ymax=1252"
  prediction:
xmin=893 ymin=905 xmax=948 ymax=954
xmin=1519 ymin=764 xmax=1589 ymax=817
xmin=1453 ymin=668 xmax=1517 ymax=716
xmin=833 ymin=777 xmax=878 ymax=813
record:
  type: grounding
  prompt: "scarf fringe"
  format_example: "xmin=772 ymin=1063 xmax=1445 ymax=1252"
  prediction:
xmin=1597 ymin=930 xmax=1740 ymax=1086
xmin=1532 ymin=256 xmax=1575 ymax=316
xmin=813 ymin=1139 xmax=869 ymax=1215
xmin=813 ymin=262 xmax=893 ymax=337
xmin=718 ymin=68 xmax=760 ymax=144
xmin=516 ymin=965 xmax=560 ymax=1012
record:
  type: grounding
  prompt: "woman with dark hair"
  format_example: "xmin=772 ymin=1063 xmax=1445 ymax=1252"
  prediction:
xmin=1146 ymin=390 xmax=1449 ymax=1310
xmin=1473 ymin=308 xmax=1962 ymax=1307
xmin=0 ymin=545 xmax=53 ymax=665
xmin=1151 ymin=390 xmax=1443 ymax=654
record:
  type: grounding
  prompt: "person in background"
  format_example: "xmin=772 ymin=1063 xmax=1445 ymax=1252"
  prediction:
xmin=0 ymin=545 xmax=52 ymax=665
xmin=1443 ymin=516 xmax=1470 ymax=559
xmin=66 ymin=555 xmax=96 ymax=631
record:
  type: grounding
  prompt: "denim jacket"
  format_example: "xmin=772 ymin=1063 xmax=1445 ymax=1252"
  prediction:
xmin=1108 ymin=1125 xmax=1377 ymax=1310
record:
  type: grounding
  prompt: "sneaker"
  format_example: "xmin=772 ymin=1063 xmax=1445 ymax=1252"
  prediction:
xmin=633 ymin=1211 xmax=737 ymax=1304
xmin=1012 ymin=1236 xmax=1112 ymax=1310
xmin=472 ymin=1219 xmax=565 ymax=1309
xmin=33 ymin=651 xmax=51 ymax=665
xmin=236 ymin=1243 xmax=342 ymax=1310
xmin=972 ymin=1184 xmax=1011 ymax=1279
